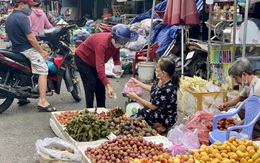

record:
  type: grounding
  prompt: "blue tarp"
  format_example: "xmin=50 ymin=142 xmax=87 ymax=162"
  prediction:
xmin=151 ymin=23 xmax=181 ymax=56
xmin=130 ymin=0 xmax=203 ymax=56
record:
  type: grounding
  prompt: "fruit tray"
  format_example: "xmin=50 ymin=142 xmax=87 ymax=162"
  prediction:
xmin=79 ymin=135 xmax=172 ymax=163
xmin=50 ymin=108 xmax=109 ymax=148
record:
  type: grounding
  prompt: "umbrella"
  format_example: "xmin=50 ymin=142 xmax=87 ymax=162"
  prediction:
xmin=163 ymin=0 xmax=200 ymax=75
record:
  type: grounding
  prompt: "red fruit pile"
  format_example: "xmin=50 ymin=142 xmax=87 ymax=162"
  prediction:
xmin=84 ymin=135 xmax=165 ymax=163
xmin=206 ymin=117 xmax=236 ymax=131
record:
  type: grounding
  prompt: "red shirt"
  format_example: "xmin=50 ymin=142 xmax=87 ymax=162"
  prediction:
xmin=75 ymin=32 xmax=121 ymax=86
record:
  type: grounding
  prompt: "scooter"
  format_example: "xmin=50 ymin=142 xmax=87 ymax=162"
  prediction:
xmin=166 ymin=39 xmax=208 ymax=79
xmin=0 ymin=25 xmax=82 ymax=113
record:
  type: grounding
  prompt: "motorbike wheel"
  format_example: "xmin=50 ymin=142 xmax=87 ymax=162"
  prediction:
xmin=69 ymin=66 xmax=82 ymax=102
xmin=190 ymin=57 xmax=207 ymax=79
xmin=0 ymin=97 xmax=14 ymax=114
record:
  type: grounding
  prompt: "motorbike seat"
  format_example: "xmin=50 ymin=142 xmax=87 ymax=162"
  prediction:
xmin=0 ymin=49 xmax=31 ymax=67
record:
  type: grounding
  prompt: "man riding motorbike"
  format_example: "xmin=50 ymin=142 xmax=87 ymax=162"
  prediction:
xmin=5 ymin=0 xmax=56 ymax=112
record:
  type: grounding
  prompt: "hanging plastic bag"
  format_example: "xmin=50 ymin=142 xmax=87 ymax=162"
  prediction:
xmin=122 ymin=78 xmax=143 ymax=97
xmin=167 ymin=124 xmax=200 ymax=150
xmin=166 ymin=143 xmax=189 ymax=156
xmin=184 ymin=111 xmax=214 ymax=145
xmin=35 ymin=137 xmax=81 ymax=163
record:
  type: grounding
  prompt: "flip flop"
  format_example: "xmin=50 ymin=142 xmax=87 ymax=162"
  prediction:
xmin=17 ymin=99 xmax=30 ymax=106
xmin=37 ymin=105 xmax=57 ymax=112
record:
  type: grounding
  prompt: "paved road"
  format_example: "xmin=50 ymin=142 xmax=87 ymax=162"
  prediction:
xmin=0 ymin=40 xmax=187 ymax=163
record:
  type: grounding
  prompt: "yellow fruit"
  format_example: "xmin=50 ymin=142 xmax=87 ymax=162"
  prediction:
xmin=252 ymin=153 xmax=260 ymax=161
xmin=248 ymin=149 xmax=255 ymax=157
xmin=229 ymin=154 xmax=238 ymax=160
xmin=240 ymin=158 xmax=247 ymax=163
xmin=162 ymin=153 xmax=170 ymax=159
xmin=193 ymin=153 xmax=201 ymax=160
xmin=255 ymin=158 xmax=260 ymax=163
xmin=200 ymin=155 xmax=209 ymax=161
xmin=247 ymin=146 xmax=255 ymax=152
xmin=214 ymin=140 xmax=222 ymax=146
xmin=221 ymin=153 xmax=228 ymax=158
xmin=230 ymin=144 xmax=237 ymax=152
xmin=232 ymin=141 xmax=238 ymax=147
xmin=237 ymin=145 xmax=247 ymax=152
xmin=222 ymin=159 xmax=231 ymax=163
xmin=228 ymin=136 xmax=236 ymax=142
xmin=236 ymin=150 xmax=245 ymax=157
xmin=214 ymin=153 xmax=222 ymax=160
xmin=247 ymin=159 xmax=254 ymax=163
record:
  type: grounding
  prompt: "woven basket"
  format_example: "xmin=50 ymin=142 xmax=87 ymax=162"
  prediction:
xmin=112 ymin=4 xmax=131 ymax=17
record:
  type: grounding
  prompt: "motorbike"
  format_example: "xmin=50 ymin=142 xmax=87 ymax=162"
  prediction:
xmin=0 ymin=24 xmax=82 ymax=113
xmin=166 ymin=39 xmax=208 ymax=79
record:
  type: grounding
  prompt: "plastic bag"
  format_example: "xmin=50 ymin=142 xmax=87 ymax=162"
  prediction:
xmin=122 ymin=79 xmax=143 ymax=97
xmin=167 ymin=124 xmax=200 ymax=150
xmin=184 ymin=111 xmax=214 ymax=145
xmin=35 ymin=137 xmax=81 ymax=162
xmin=166 ymin=143 xmax=189 ymax=156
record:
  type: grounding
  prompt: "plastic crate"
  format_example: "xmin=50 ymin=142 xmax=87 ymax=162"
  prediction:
xmin=178 ymin=88 xmax=227 ymax=116
xmin=112 ymin=4 xmax=131 ymax=17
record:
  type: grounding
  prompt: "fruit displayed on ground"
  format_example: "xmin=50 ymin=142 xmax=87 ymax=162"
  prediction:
xmin=84 ymin=135 xmax=165 ymax=163
xmin=131 ymin=153 xmax=198 ymax=163
xmin=107 ymin=116 xmax=157 ymax=137
xmin=65 ymin=109 xmax=111 ymax=141
xmin=206 ymin=117 xmax=236 ymax=131
xmin=190 ymin=136 xmax=260 ymax=163
xmin=54 ymin=111 xmax=78 ymax=125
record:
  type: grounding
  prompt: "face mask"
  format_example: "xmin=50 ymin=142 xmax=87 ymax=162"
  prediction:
xmin=241 ymin=75 xmax=248 ymax=87
xmin=155 ymin=71 xmax=161 ymax=79
xmin=22 ymin=6 xmax=32 ymax=16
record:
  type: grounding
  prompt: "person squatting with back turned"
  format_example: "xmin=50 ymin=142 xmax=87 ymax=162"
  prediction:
xmin=5 ymin=0 xmax=56 ymax=112
xmin=126 ymin=56 xmax=180 ymax=134
xmin=217 ymin=57 xmax=260 ymax=140
xmin=74 ymin=24 xmax=138 ymax=108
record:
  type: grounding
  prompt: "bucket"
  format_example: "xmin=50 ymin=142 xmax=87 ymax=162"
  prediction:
xmin=138 ymin=61 xmax=156 ymax=83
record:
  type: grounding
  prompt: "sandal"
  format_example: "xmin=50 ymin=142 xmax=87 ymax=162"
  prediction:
xmin=17 ymin=99 xmax=30 ymax=106
xmin=37 ymin=105 xmax=57 ymax=112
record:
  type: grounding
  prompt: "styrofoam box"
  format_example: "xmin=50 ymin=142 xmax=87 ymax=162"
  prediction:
xmin=80 ymin=135 xmax=172 ymax=163
xmin=254 ymin=141 xmax=260 ymax=147
xmin=49 ymin=118 xmax=67 ymax=140
xmin=49 ymin=108 xmax=109 ymax=148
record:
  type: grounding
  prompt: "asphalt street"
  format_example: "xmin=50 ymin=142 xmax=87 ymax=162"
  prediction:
xmin=0 ymin=40 xmax=187 ymax=163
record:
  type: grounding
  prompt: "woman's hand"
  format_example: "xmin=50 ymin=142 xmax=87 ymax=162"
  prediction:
xmin=127 ymin=91 xmax=139 ymax=100
xmin=106 ymin=84 xmax=114 ymax=98
xmin=127 ymin=77 xmax=142 ymax=87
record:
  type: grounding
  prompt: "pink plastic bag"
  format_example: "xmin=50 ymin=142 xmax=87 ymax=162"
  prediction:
xmin=184 ymin=111 xmax=214 ymax=145
xmin=167 ymin=124 xmax=200 ymax=150
xmin=166 ymin=143 xmax=189 ymax=156
xmin=122 ymin=79 xmax=143 ymax=97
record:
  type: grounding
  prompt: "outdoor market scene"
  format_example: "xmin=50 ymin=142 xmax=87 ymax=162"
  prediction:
xmin=1 ymin=0 xmax=260 ymax=162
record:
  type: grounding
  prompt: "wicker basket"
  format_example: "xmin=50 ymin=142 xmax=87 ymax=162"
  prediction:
xmin=112 ymin=4 xmax=131 ymax=17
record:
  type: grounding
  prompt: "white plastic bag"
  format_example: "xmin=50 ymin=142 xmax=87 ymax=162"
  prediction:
xmin=35 ymin=137 xmax=81 ymax=162
xmin=167 ymin=124 xmax=200 ymax=149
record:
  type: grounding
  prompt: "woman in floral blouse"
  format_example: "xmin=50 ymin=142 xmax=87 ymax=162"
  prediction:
xmin=127 ymin=56 xmax=180 ymax=134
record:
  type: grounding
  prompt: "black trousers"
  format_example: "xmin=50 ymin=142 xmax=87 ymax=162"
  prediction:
xmin=74 ymin=54 xmax=106 ymax=108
